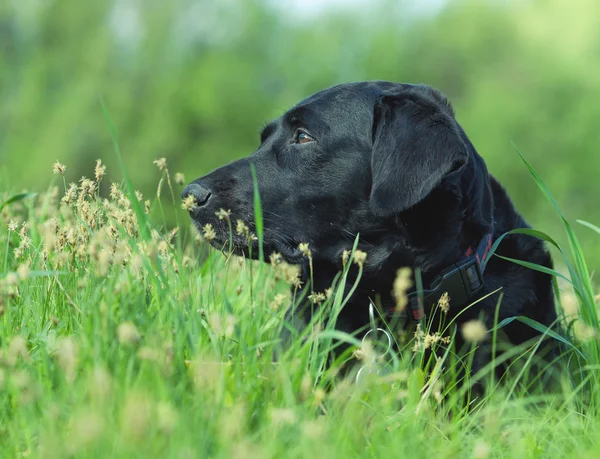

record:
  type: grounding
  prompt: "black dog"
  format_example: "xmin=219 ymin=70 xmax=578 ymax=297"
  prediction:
xmin=182 ymin=81 xmax=557 ymax=376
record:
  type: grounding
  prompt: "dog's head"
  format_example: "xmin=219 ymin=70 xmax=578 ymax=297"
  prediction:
xmin=182 ymin=81 xmax=492 ymax=267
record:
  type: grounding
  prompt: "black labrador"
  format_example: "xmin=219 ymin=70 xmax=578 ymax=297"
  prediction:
xmin=182 ymin=81 xmax=558 ymax=377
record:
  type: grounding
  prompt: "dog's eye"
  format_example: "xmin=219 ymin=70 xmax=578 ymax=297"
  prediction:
xmin=293 ymin=129 xmax=314 ymax=144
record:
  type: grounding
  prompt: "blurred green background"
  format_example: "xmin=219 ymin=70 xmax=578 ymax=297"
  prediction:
xmin=1 ymin=0 xmax=598 ymax=269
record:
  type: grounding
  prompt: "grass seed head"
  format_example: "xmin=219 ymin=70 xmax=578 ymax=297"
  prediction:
xmin=438 ymin=291 xmax=450 ymax=313
xmin=270 ymin=293 xmax=286 ymax=311
xmin=352 ymin=249 xmax=367 ymax=267
xmin=68 ymin=411 xmax=105 ymax=453
xmin=341 ymin=249 xmax=350 ymax=266
xmin=308 ymin=292 xmax=326 ymax=304
xmin=298 ymin=242 xmax=311 ymax=258
xmin=461 ymin=320 xmax=487 ymax=343
xmin=52 ymin=161 xmax=66 ymax=176
xmin=215 ymin=208 xmax=231 ymax=220
xmin=202 ymin=223 xmax=216 ymax=241
xmin=7 ymin=220 xmax=19 ymax=232
xmin=6 ymin=335 xmax=29 ymax=366
xmin=55 ymin=337 xmax=78 ymax=383
xmin=95 ymin=159 xmax=106 ymax=182
xmin=117 ymin=322 xmax=141 ymax=346
xmin=120 ymin=392 xmax=153 ymax=441
xmin=393 ymin=267 xmax=413 ymax=310
xmin=269 ymin=408 xmax=297 ymax=427
xmin=269 ymin=251 xmax=282 ymax=267
xmin=156 ymin=402 xmax=178 ymax=434
xmin=153 ymin=157 xmax=167 ymax=171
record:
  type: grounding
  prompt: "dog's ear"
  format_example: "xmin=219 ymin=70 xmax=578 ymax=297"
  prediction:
xmin=369 ymin=89 xmax=469 ymax=217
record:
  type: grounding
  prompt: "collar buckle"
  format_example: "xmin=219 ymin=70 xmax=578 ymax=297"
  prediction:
xmin=430 ymin=257 xmax=484 ymax=308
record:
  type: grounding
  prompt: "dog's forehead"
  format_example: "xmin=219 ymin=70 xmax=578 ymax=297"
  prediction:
xmin=281 ymin=82 xmax=399 ymax=129
xmin=285 ymin=81 xmax=417 ymax=121
xmin=293 ymin=82 xmax=387 ymax=110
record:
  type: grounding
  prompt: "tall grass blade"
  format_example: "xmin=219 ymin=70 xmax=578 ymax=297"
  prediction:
xmin=0 ymin=192 xmax=38 ymax=211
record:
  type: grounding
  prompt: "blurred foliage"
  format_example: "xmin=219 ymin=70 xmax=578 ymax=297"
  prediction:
xmin=0 ymin=0 xmax=599 ymax=268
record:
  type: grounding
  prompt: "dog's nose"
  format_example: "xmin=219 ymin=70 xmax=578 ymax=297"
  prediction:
xmin=181 ymin=182 xmax=212 ymax=207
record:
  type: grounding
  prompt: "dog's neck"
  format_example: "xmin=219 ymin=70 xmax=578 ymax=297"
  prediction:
xmin=295 ymin=183 xmax=494 ymax=330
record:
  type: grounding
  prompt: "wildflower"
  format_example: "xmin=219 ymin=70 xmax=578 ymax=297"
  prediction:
xmin=298 ymin=243 xmax=311 ymax=258
xmin=202 ymin=223 xmax=216 ymax=241
xmin=52 ymin=161 xmax=66 ymax=176
xmin=175 ymin=173 xmax=185 ymax=186
xmin=117 ymin=322 xmax=141 ymax=345
xmin=438 ymin=292 xmax=450 ymax=313
xmin=94 ymin=159 xmax=106 ymax=182
xmin=153 ymin=157 xmax=167 ymax=171
xmin=7 ymin=220 xmax=19 ymax=232
xmin=325 ymin=287 xmax=333 ymax=299
xmin=461 ymin=320 xmax=487 ymax=343
xmin=181 ymin=195 xmax=196 ymax=212
xmin=393 ymin=267 xmax=413 ymax=310
xmin=352 ymin=249 xmax=367 ymax=267
xmin=215 ymin=208 xmax=231 ymax=220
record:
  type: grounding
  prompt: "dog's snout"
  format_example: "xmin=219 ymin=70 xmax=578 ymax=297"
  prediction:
xmin=181 ymin=182 xmax=212 ymax=207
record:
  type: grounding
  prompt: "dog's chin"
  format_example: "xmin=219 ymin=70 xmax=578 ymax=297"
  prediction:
xmin=193 ymin=225 xmax=305 ymax=265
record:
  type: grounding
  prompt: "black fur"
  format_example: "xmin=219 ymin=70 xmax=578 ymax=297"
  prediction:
xmin=182 ymin=81 xmax=557 ymax=375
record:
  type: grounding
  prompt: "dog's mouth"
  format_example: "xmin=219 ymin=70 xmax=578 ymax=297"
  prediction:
xmin=190 ymin=217 xmax=305 ymax=265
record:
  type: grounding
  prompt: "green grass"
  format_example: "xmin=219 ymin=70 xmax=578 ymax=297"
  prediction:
xmin=0 ymin=151 xmax=599 ymax=458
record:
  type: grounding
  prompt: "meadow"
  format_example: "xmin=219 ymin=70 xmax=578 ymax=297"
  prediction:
xmin=1 ymin=144 xmax=599 ymax=458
